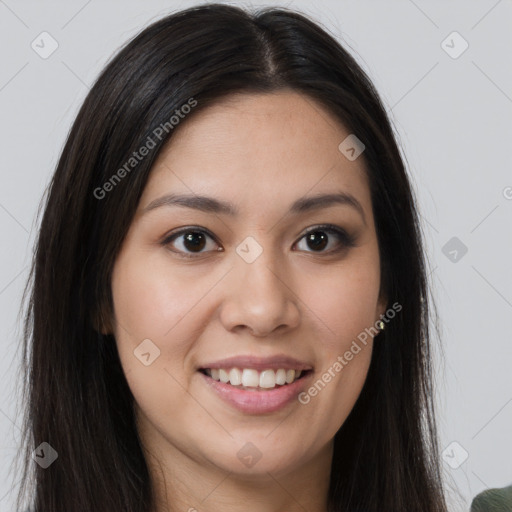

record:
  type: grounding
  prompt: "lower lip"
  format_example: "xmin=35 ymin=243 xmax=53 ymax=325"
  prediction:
xmin=199 ymin=371 xmax=312 ymax=414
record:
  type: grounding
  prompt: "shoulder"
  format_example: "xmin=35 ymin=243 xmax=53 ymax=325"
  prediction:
xmin=470 ymin=484 xmax=512 ymax=512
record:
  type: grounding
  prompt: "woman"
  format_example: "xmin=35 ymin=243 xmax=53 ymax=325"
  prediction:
xmin=14 ymin=3 xmax=448 ymax=511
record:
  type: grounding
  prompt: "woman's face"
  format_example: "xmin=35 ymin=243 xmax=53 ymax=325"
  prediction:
xmin=110 ymin=90 xmax=387 ymax=481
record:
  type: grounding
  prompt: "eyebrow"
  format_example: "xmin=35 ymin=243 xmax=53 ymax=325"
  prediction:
xmin=143 ymin=191 xmax=366 ymax=224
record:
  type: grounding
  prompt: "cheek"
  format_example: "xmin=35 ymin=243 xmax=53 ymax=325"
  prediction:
xmin=109 ymin=248 xmax=197 ymax=395
xmin=111 ymin=246 xmax=219 ymax=344
xmin=298 ymin=254 xmax=381 ymax=350
xmin=111 ymin=250 xmax=180 ymax=337
xmin=110 ymin=250 xmax=206 ymax=428
xmin=293 ymin=255 xmax=379 ymax=423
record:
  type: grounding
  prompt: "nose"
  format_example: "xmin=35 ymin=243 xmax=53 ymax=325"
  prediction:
xmin=219 ymin=247 xmax=301 ymax=337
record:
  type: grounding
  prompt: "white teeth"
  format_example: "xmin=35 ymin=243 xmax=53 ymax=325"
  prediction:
xmin=275 ymin=369 xmax=287 ymax=385
xmin=259 ymin=370 xmax=276 ymax=388
xmin=229 ymin=368 xmax=242 ymax=386
xmin=203 ymin=367 xmax=306 ymax=388
xmin=242 ymin=369 xmax=259 ymax=387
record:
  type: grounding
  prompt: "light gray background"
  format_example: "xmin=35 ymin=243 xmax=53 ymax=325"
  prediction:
xmin=1 ymin=1 xmax=511 ymax=511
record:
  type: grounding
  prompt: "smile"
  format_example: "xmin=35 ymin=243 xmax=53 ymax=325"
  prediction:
xmin=198 ymin=368 xmax=313 ymax=414
xmin=200 ymin=367 xmax=307 ymax=389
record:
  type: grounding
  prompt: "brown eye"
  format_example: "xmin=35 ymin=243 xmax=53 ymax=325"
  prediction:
xmin=181 ymin=232 xmax=207 ymax=252
xmin=295 ymin=225 xmax=356 ymax=254
xmin=162 ymin=228 xmax=220 ymax=258
xmin=304 ymin=231 xmax=328 ymax=251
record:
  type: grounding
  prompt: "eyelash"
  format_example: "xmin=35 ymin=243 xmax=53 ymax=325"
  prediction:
xmin=161 ymin=224 xmax=357 ymax=259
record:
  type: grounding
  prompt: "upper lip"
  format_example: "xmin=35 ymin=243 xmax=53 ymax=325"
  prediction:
xmin=198 ymin=355 xmax=313 ymax=372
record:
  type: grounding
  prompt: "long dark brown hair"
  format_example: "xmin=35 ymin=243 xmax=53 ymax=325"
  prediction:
xmin=13 ymin=3 xmax=448 ymax=511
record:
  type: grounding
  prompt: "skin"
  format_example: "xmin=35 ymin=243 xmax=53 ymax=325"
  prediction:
xmin=109 ymin=90 xmax=388 ymax=512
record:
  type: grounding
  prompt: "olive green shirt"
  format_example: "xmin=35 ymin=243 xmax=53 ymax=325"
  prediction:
xmin=470 ymin=484 xmax=512 ymax=512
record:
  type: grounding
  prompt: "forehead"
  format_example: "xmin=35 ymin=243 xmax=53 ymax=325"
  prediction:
xmin=138 ymin=90 xmax=372 ymax=221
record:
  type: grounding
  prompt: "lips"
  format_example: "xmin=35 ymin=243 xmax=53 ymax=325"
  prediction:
xmin=199 ymin=369 xmax=312 ymax=413
xmin=196 ymin=354 xmax=314 ymax=413
xmin=197 ymin=354 xmax=313 ymax=372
